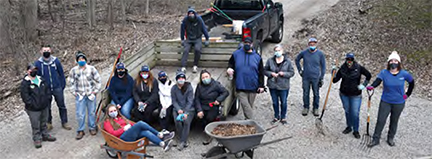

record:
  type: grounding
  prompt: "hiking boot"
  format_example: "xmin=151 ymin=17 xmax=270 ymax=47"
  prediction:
xmin=367 ymin=139 xmax=380 ymax=148
xmin=34 ymin=140 xmax=42 ymax=149
xmin=76 ymin=131 xmax=85 ymax=140
xmin=47 ymin=123 xmax=53 ymax=131
xmin=387 ymin=138 xmax=395 ymax=146
xmin=89 ymin=129 xmax=97 ymax=136
xmin=353 ymin=131 xmax=360 ymax=139
xmin=62 ymin=123 xmax=72 ymax=130
xmin=342 ymin=127 xmax=352 ymax=134
xmin=302 ymin=108 xmax=309 ymax=116
xmin=42 ymin=134 xmax=57 ymax=142
xmin=162 ymin=140 xmax=173 ymax=152
xmin=280 ymin=119 xmax=288 ymax=125
xmin=192 ymin=66 xmax=198 ymax=73
xmin=313 ymin=109 xmax=319 ymax=116
xmin=181 ymin=67 xmax=186 ymax=73
xmin=271 ymin=118 xmax=279 ymax=124
xmin=177 ymin=142 xmax=186 ymax=151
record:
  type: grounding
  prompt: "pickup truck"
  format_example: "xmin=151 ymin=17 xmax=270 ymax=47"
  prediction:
xmin=201 ymin=0 xmax=284 ymax=54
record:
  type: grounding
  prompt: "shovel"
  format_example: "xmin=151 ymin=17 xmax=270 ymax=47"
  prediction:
xmin=360 ymin=89 xmax=374 ymax=151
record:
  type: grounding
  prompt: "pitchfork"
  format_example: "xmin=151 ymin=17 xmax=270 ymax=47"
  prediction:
xmin=360 ymin=89 xmax=374 ymax=151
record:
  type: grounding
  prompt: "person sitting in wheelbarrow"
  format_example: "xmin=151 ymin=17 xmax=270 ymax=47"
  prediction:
xmin=103 ymin=104 xmax=175 ymax=151
xmin=194 ymin=70 xmax=229 ymax=145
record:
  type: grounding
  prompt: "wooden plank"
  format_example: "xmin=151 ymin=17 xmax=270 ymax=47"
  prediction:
xmin=128 ymin=54 xmax=156 ymax=78
xmin=127 ymin=47 xmax=155 ymax=73
xmin=155 ymin=47 xmax=236 ymax=54
xmin=156 ymin=60 xmax=228 ymax=68
xmin=156 ymin=41 xmax=239 ymax=48
xmin=123 ymin=44 xmax=154 ymax=66
xmin=155 ymin=53 xmax=231 ymax=61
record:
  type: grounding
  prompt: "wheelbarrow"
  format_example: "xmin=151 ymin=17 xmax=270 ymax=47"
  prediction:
xmin=202 ymin=120 xmax=292 ymax=159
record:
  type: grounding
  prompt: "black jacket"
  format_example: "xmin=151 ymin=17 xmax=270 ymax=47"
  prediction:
xmin=194 ymin=79 xmax=229 ymax=112
xmin=20 ymin=75 xmax=52 ymax=111
xmin=333 ymin=62 xmax=372 ymax=96
xmin=133 ymin=79 xmax=160 ymax=105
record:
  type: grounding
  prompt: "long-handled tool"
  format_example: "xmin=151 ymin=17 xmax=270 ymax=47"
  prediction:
xmin=360 ymin=89 xmax=374 ymax=151
xmin=95 ymin=47 xmax=123 ymax=123
xmin=315 ymin=54 xmax=341 ymax=134
xmin=210 ymin=3 xmax=233 ymax=21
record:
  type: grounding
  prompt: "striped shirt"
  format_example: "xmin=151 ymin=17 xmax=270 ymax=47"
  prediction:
xmin=68 ymin=65 xmax=101 ymax=96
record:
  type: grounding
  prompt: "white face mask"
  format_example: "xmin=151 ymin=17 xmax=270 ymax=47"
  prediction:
xmin=274 ymin=51 xmax=282 ymax=57
xmin=177 ymin=79 xmax=185 ymax=85
xmin=109 ymin=111 xmax=118 ymax=118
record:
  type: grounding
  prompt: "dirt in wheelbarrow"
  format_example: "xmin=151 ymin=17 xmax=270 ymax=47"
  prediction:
xmin=211 ymin=123 xmax=257 ymax=137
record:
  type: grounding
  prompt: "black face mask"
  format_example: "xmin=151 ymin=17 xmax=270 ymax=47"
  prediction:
xmin=43 ymin=52 xmax=51 ymax=58
xmin=390 ymin=63 xmax=399 ymax=69
xmin=188 ymin=15 xmax=196 ymax=21
xmin=117 ymin=71 xmax=125 ymax=77
xmin=159 ymin=78 xmax=167 ymax=84
xmin=30 ymin=71 xmax=37 ymax=77
xmin=244 ymin=44 xmax=251 ymax=52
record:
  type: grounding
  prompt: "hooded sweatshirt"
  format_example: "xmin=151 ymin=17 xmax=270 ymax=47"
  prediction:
xmin=35 ymin=56 xmax=66 ymax=90
xmin=108 ymin=72 xmax=134 ymax=106
xmin=180 ymin=9 xmax=209 ymax=41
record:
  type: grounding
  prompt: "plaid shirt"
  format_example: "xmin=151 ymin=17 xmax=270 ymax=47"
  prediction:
xmin=68 ymin=65 xmax=101 ymax=96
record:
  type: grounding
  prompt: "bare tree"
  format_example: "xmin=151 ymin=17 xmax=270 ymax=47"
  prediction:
xmin=107 ymin=0 xmax=114 ymax=30
xmin=119 ymin=0 xmax=126 ymax=23
xmin=146 ymin=0 xmax=149 ymax=16
xmin=87 ymin=0 xmax=96 ymax=29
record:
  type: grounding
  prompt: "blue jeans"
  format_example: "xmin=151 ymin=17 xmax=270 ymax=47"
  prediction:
xmin=111 ymin=98 xmax=134 ymax=119
xmin=48 ymin=87 xmax=68 ymax=124
xmin=269 ymin=89 xmax=289 ymax=119
xmin=75 ymin=95 xmax=96 ymax=132
xmin=120 ymin=121 xmax=162 ymax=145
xmin=302 ymin=78 xmax=320 ymax=109
xmin=340 ymin=93 xmax=362 ymax=132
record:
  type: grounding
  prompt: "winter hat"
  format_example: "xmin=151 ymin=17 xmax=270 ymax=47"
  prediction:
xmin=75 ymin=51 xmax=87 ymax=62
xmin=27 ymin=63 xmax=37 ymax=70
xmin=346 ymin=52 xmax=355 ymax=59
xmin=244 ymin=37 xmax=253 ymax=43
xmin=187 ymin=7 xmax=196 ymax=14
xmin=308 ymin=38 xmax=318 ymax=43
xmin=116 ymin=62 xmax=125 ymax=69
xmin=141 ymin=65 xmax=150 ymax=72
xmin=175 ymin=70 xmax=186 ymax=80
xmin=158 ymin=71 xmax=167 ymax=78
xmin=387 ymin=51 xmax=401 ymax=62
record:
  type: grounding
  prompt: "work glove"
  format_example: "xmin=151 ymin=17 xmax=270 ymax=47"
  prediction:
xmin=138 ymin=102 xmax=147 ymax=112
xmin=318 ymin=80 xmax=323 ymax=88
xmin=357 ymin=84 xmax=366 ymax=90
xmin=366 ymin=86 xmax=374 ymax=90
xmin=403 ymin=94 xmax=408 ymax=100
xmin=176 ymin=114 xmax=185 ymax=122
xmin=331 ymin=65 xmax=338 ymax=74
xmin=181 ymin=40 xmax=185 ymax=46
xmin=204 ymin=40 xmax=210 ymax=47
xmin=159 ymin=107 xmax=167 ymax=118
xmin=299 ymin=70 xmax=303 ymax=77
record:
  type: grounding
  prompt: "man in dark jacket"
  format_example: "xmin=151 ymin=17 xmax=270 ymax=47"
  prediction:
xmin=180 ymin=7 xmax=210 ymax=73
xmin=227 ymin=37 xmax=265 ymax=119
xmin=34 ymin=44 xmax=71 ymax=130
xmin=295 ymin=38 xmax=326 ymax=116
xmin=20 ymin=63 xmax=56 ymax=148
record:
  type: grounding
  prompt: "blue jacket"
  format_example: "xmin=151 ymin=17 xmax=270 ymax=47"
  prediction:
xmin=228 ymin=48 xmax=264 ymax=92
xmin=295 ymin=49 xmax=326 ymax=80
xmin=108 ymin=73 xmax=134 ymax=106
xmin=34 ymin=56 xmax=66 ymax=90
xmin=180 ymin=10 xmax=209 ymax=41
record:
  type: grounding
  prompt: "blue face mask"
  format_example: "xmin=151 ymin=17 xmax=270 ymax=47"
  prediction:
xmin=141 ymin=74 xmax=149 ymax=79
xmin=309 ymin=46 xmax=317 ymax=51
xmin=177 ymin=79 xmax=185 ymax=85
xmin=202 ymin=78 xmax=211 ymax=85
xmin=78 ymin=61 xmax=86 ymax=66
xmin=244 ymin=44 xmax=251 ymax=52
xmin=274 ymin=51 xmax=282 ymax=57
xmin=109 ymin=111 xmax=118 ymax=118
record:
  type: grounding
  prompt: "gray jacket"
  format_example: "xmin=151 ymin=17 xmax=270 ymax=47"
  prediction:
xmin=171 ymin=82 xmax=195 ymax=112
xmin=264 ymin=55 xmax=295 ymax=90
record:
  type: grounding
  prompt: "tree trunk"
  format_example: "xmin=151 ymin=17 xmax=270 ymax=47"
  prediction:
xmin=145 ymin=0 xmax=149 ymax=16
xmin=107 ymin=0 xmax=114 ymax=30
xmin=21 ymin=0 xmax=38 ymax=42
xmin=119 ymin=0 xmax=126 ymax=23
xmin=87 ymin=0 xmax=96 ymax=30
xmin=48 ymin=0 xmax=56 ymax=22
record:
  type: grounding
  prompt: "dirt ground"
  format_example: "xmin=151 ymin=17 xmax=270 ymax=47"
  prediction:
xmin=1 ymin=0 xmax=432 ymax=158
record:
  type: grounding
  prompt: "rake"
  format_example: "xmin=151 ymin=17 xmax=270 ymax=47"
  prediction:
xmin=360 ymin=89 xmax=374 ymax=151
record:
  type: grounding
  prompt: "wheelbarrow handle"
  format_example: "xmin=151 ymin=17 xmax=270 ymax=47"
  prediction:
xmin=265 ymin=125 xmax=278 ymax=131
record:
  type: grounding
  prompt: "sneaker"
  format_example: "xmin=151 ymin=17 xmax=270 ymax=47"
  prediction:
xmin=162 ymin=132 xmax=175 ymax=142
xmin=181 ymin=67 xmax=186 ymax=72
xmin=302 ymin=108 xmax=309 ymax=116
xmin=90 ymin=129 xmax=97 ymax=136
xmin=367 ymin=139 xmax=380 ymax=148
xmin=192 ymin=66 xmax=198 ymax=73
xmin=313 ymin=109 xmax=319 ymax=116
xmin=76 ymin=131 xmax=85 ymax=140
xmin=34 ymin=140 xmax=42 ymax=149
xmin=342 ymin=127 xmax=352 ymax=134
xmin=47 ymin=123 xmax=53 ymax=131
xmin=387 ymin=138 xmax=395 ymax=146
xmin=42 ymin=134 xmax=57 ymax=142
xmin=353 ymin=131 xmax=360 ymax=139
xmin=280 ymin=119 xmax=288 ymax=125
xmin=177 ymin=142 xmax=186 ymax=151
xmin=271 ymin=118 xmax=279 ymax=124
xmin=162 ymin=140 xmax=173 ymax=152
xmin=62 ymin=123 xmax=72 ymax=130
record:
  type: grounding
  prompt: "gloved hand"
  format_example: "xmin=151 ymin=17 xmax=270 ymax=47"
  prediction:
xmin=204 ymin=40 xmax=210 ymax=47
xmin=88 ymin=94 xmax=96 ymax=101
xmin=181 ymin=40 xmax=185 ymax=46
xmin=176 ymin=114 xmax=185 ymax=122
xmin=299 ymin=70 xmax=303 ymax=77
xmin=357 ymin=84 xmax=366 ymax=90
xmin=403 ymin=94 xmax=408 ymax=100
xmin=331 ymin=65 xmax=338 ymax=74
xmin=138 ymin=102 xmax=147 ymax=112
xmin=366 ymin=86 xmax=374 ymax=90
xmin=318 ymin=80 xmax=323 ymax=88
xmin=159 ymin=108 xmax=167 ymax=118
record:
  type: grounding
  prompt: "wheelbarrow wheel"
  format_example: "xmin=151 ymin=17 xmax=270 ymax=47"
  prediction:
xmin=105 ymin=149 xmax=118 ymax=158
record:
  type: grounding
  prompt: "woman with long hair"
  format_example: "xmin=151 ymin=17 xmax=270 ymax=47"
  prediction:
xmin=131 ymin=65 xmax=160 ymax=123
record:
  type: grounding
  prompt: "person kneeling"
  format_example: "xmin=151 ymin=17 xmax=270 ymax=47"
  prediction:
xmin=103 ymin=104 xmax=175 ymax=151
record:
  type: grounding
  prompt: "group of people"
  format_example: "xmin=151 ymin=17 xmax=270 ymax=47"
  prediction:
xmin=19 ymin=7 xmax=415 ymax=152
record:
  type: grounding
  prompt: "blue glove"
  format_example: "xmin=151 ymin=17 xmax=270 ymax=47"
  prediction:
xmin=176 ymin=114 xmax=185 ymax=122
xmin=204 ymin=40 xmax=210 ymax=47
xmin=358 ymin=84 xmax=366 ymax=90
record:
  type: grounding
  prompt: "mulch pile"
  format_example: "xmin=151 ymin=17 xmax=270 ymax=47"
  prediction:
xmin=211 ymin=123 xmax=256 ymax=137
